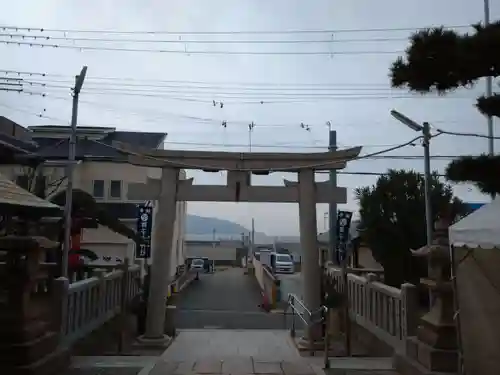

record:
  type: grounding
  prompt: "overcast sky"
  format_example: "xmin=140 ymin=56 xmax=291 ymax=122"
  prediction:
xmin=1 ymin=1 xmax=499 ymax=235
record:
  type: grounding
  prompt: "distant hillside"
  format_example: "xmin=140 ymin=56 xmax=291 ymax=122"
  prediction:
xmin=186 ymin=215 xmax=249 ymax=235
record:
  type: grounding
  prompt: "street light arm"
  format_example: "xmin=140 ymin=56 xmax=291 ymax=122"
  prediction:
xmin=74 ymin=66 xmax=88 ymax=94
xmin=390 ymin=109 xmax=424 ymax=132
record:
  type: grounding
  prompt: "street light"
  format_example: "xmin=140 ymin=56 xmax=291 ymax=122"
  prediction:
xmin=390 ymin=109 xmax=433 ymax=246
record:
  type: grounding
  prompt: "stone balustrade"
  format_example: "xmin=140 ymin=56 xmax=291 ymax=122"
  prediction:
xmin=326 ymin=266 xmax=418 ymax=351
xmin=54 ymin=261 xmax=141 ymax=347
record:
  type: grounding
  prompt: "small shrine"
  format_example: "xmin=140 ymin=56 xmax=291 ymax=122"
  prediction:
xmin=0 ymin=173 xmax=70 ymax=375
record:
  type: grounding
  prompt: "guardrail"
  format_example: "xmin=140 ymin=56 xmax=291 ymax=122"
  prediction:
xmin=252 ymin=257 xmax=280 ymax=308
xmin=54 ymin=260 xmax=141 ymax=347
xmin=325 ymin=266 xmax=418 ymax=351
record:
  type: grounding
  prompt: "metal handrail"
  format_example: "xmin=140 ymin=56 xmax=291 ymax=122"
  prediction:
xmin=284 ymin=293 xmax=328 ymax=357
xmin=286 ymin=293 xmax=312 ymax=326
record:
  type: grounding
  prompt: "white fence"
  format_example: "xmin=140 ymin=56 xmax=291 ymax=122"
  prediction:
xmin=54 ymin=262 xmax=141 ymax=347
xmin=326 ymin=266 xmax=418 ymax=350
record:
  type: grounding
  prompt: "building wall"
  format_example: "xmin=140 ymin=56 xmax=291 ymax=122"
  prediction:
xmin=185 ymin=242 xmax=237 ymax=262
xmin=0 ymin=161 xmax=188 ymax=279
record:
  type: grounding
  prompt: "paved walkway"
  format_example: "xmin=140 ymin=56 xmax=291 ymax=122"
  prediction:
xmin=173 ymin=268 xmax=284 ymax=329
xmin=69 ymin=330 xmax=398 ymax=375
xmin=144 ymin=329 xmax=316 ymax=375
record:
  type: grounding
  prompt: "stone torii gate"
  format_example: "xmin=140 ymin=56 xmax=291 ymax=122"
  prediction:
xmin=126 ymin=147 xmax=362 ymax=345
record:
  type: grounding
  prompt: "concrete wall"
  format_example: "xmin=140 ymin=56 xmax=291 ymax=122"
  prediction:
xmin=185 ymin=242 xmax=237 ymax=262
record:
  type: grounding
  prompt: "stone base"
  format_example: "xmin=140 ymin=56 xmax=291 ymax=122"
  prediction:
xmin=0 ymin=320 xmax=51 ymax=344
xmin=295 ymin=336 xmax=325 ymax=352
xmin=393 ymin=336 xmax=459 ymax=375
xmin=0 ymin=331 xmax=59 ymax=367
xmin=2 ymin=345 xmax=70 ymax=375
xmin=135 ymin=334 xmax=173 ymax=349
xmin=406 ymin=337 xmax=458 ymax=373
xmin=417 ymin=321 xmax=457 ymax=350
xmin=394 ymin=351 xmax=453 ymax=375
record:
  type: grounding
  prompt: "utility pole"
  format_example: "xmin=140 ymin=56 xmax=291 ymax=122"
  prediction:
xmin=390 ymin=110 xmax=433 ymax=247
xmin=251 ymin=218 xmax=255 ymax=255
xmin=422 ymin=122 xmax=433 ymax=246
xmin=484 ymin=0 xmax=494 ymax=157
xmin=61 ymin=66 xmax=88 ymax=278
xmin=248 ymin=122 xmax=255 ymax=152
xmin=327 ymin=124 xmax=338 ymax=263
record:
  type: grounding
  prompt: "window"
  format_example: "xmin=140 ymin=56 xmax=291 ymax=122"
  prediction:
xmin=276 ymin=254 xmax=291 ymax=262
xmin=109 ymin=180 xmax=122 ymax=199
xmin=92 ymin=180 xmax=104 ymax=198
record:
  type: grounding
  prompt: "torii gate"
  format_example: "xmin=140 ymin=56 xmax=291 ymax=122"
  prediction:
xmin=125 ymin=146 xmax=362 ymax=345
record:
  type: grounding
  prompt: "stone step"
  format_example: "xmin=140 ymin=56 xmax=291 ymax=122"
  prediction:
xmin=308 ymin=356 xmax=395 ymax=371
xmin=71 ymin=356 xmax=158 ymax=369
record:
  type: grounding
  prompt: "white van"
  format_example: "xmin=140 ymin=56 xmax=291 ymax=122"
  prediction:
xmin=274 ymin=253 xmax=294 ymax=274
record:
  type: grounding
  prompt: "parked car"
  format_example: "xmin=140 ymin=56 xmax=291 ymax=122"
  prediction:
xmin=274 ymin=253 xmax=295 ymax=274
xmin=190 ymin=258 xmax=205 ymax=272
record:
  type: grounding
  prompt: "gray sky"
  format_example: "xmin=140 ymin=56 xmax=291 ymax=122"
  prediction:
xmin=1 ymin=0 xmax=499 ymax=235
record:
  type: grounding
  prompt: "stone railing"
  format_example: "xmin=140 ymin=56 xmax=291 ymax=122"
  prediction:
xmin=54 ymin=261 xmax=141 ymax=347
xmin=326 ymin=266 xmax=418 ymax=350
xmin=252 ymin=257 xmax=280 ymax=307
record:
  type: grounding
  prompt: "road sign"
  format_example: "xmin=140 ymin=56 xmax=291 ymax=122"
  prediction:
xmin=136 ymin=204 xmax=153 ymax=259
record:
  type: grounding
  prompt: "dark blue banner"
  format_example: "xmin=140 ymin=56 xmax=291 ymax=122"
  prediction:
xmin=336 ymin=210 xmax=353 ymax=263
xmin=136 ymin=204 xmax=153 ymax=259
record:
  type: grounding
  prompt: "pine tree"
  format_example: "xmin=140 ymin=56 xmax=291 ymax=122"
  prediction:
xmin=390 ymin=21 xmax=500 ymax=194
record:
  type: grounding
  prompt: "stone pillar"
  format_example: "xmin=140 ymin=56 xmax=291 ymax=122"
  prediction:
xmin=142 ymin=167 xmax=179 ymax=342
xmin=298 ymin=168 xmax=322 ymax=345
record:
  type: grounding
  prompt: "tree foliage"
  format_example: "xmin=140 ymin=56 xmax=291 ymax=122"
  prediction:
xmin=390 ymin=21 xmax=500 ymax=194
xmin=355 ymin=169 xmax=467 ymax=287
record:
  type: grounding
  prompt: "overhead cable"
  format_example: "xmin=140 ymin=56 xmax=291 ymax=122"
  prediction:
xmin=0 ymin=24 xmax=472 ymax=35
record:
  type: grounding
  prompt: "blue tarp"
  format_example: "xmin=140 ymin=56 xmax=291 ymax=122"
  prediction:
xmin=465 ymin=202 xmax=486 ymax=211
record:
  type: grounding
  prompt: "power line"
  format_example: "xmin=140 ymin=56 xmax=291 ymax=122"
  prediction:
xmin=0 ymin=69 xmax=398 ymax=88
xmin=23 ymin=78 xmax=402 ymax=92
xmin=29 ymin=82 xmax=476 ymax=99
xmin=0 ymin=38 xmax=403 ymax=55
xmin=0 ymin=24 xmax=471 ymax=35
xmin=22 ymin=86 xmax=474 ymax=104
xmin=0 ymin=32 xmax=415 ymax=45
xmin=335 ymin=171 xmax=447 ymax=177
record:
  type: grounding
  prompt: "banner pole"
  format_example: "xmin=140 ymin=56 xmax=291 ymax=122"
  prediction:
xmin=335 ymin=210 xmax=353 ymax=357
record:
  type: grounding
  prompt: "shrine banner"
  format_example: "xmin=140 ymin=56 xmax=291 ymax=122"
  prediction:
xmin=335 ymin=210 xmax=353 ymax=263
xmin=136 ymin=204 xmax=153 ymax=259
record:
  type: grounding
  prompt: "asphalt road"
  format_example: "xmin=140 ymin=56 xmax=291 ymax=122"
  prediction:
xmin=173 ymin=268 xmax=289 ymax=330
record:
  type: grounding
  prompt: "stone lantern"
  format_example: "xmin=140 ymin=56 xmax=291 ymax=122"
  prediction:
xmin=395 ymin=218 xmax=459 ymax=375
xmin=0 ymin=235 xmax=70 ymax=375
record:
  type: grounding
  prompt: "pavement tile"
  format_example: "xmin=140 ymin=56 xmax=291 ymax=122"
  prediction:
xmin=281 ymin=361 xmax=316 ymax=375
xmin=221 ymin=358 xmax=254 ymax=374
xmin=172 ymin=361 xmax=196 ymax=375
xmin=149 ymin=361 xmax=180 ymax=375
xmin=193 ymin=359 xmax=223 ymax=374
xmin=253 ymin=361 xmax=283 ymax=374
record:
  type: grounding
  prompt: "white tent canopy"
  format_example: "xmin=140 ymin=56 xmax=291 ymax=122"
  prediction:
xmin=449 ymin=197 xmax=500 ymax=248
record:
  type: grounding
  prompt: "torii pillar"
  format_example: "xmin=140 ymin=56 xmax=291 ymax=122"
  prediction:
xmin=284 ymin=169 xmax=323 ymax=346
xmin=129 ymin=167 xmax=179 ymax=343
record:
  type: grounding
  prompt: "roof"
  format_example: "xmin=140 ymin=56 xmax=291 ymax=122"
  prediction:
xmin=0 ymin=173 xmax=62 ymax=212
xmin=32 ymin=129 xmax=166 ymax=160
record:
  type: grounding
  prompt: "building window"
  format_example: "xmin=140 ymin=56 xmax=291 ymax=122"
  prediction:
xmin=109 ymin=180 xmax=122 ymax=199
xmin=93 ymin=180 xmax=105 ymax=198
